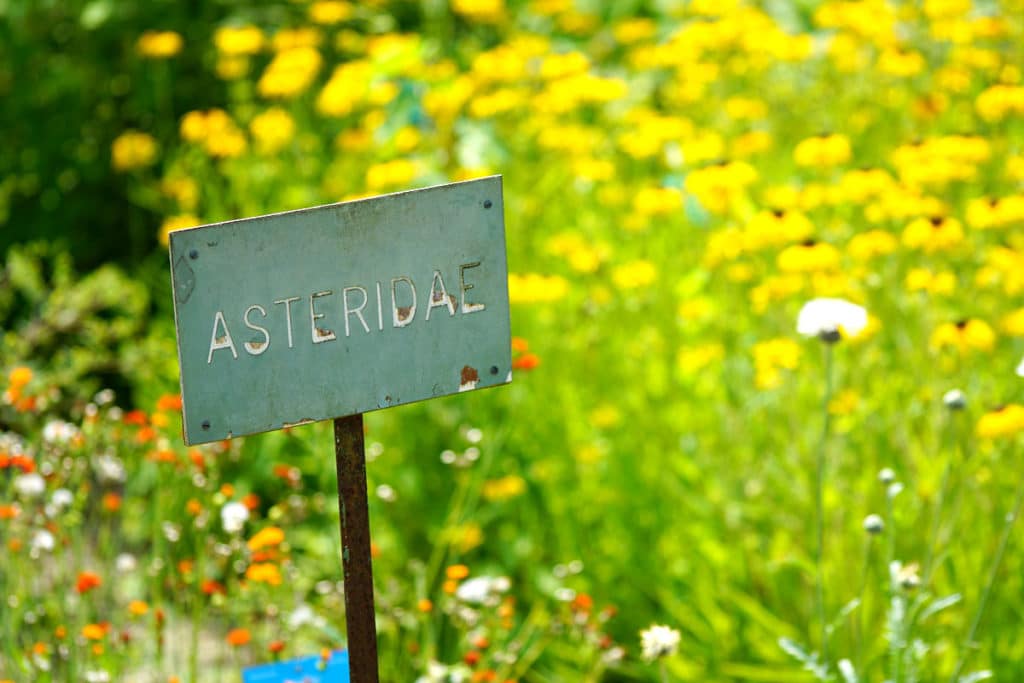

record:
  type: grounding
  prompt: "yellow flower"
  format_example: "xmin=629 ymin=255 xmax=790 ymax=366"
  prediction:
xmin=111 ymin=131 xmax=158 ymax=171
xmin=976 ymin=405 xmax=1024 ymax=439
xmin=731 ymin=130 xmax=773 ymax=158
xmin=258 ymin=47 xmax=322 ymax=99
xmin=481 ymin=476 xmax=527 ymax=501
xmin=846 ymin=230 xmax=898 ymax=261
xmin=309 ymin=1 xmax=353 ymax=24
xmin=743 ymin=209 xmax=813 ymax=251
xmin=246 ymin=562 xmax=283 ymax=586
xmin=632 ymin=187 xmax=682 ymax=217
xmin=966 ymin=196 xmax=1024 ymax=230
xmin=452 ymin=0 xmax=505 ymax=23
xmin=179 ymin=109 xmax=247 ymax=157
xmin=828 ymin=389 xmax=860 ymax=415
xmin=159 ymin=215 xmax=200 ymax=246
xmin=612 ymin=260 xmax=657 ymax=289
xmin=1001 ymin=308 xmax=1024 ymax=337
xmin=365 ymin=159 xmax=418 ymax=191
xmin=876 ymin=47 xmax=925 ymax=76
xmin=676 ymin=343 xmax=724 ymax=378
xmin=684 ymin=161 xmax=758 ymax=215
xmin=905 ymin=268 xmax=956 ymax=295
xmin=929 ymin=319 xmax=996 ymax=353
xmin=901 ymin=216 xmax=964 ymax=252
xmin=214 ymin=25 xmax=264 ymax=56
xmin=161 ymin=177 xmax=199 ymax=210
xmin=613 ymin=18 xmax=657 ymax=44
xmin=128 ymin=600 xmax=149 ymax=616
xmin=794 ymin=133 xmax=851 ymax=168
xmin=777 ymin=241 xmax=841 ymax=273
xmin=272 ymin=27 xmax=323 ymax=52
xmin=507 ymin=273 xmax=569 ymax=303
xmin=975 ymin=84 xmax=1024 ymax=122
xmin=753 ymin=338 xmax=801 ymax=390
xmin=250 ymin=108 xmax=296 ymax=154
xmin=136 ymin=31 xmax=183 ymax=58
xmin=317 ymin=60 xmax=373 ymax=117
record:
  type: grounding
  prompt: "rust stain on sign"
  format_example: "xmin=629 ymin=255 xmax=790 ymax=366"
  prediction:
xmin=459 ymin=365 xmax=480 ymax=392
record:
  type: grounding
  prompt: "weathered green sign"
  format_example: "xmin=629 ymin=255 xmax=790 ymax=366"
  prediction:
xmin=169 ymin=176 xmax=510 ymax=445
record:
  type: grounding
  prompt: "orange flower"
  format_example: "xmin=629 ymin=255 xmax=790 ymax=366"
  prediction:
xmin=8 ymin=366 xmax=33 ymax=388
xmin=446 ymin=564 xmax=470 ymax=580
xmin=511 ymin=337 xmax=529 ymax=353
xmin=220 ymin=483 xmax=235 ymax=498
xmin=226 ymin=628 xmax=251 ymax=646
xmin=188 ymin=449 xmax=205 ymax=469
xmin=102 ymin=492 xmax=122 ymax=512
xmin=247 ymin=526 xmax=285 ymax=551
xmin=76 ymin=571 xmax=102 ymax=594
xmin=129 ymin=600 xmax=149 ymax=616
xmin=245 ymin=562 xmax=283 ymax=586
xmin=136 ymin=426 xmax=156 ymax=444
xmin=268 ymin=640 xmax=286 ymax=654
xmin=82 ymin=623 xmax=106 ymax=640
xmin=186 ymin=499 xmax=203 ymax=516
xmin=178 ymin=559 xmax=195 ymax=575
xmin=202 ymin=579 xmax=226 ymax=595
xmin=0 ymin=504 xmax=20 ymax=520
xmin=148 ymin=449 xmax=177 ymax=464
xmin=156 ymin=394 xmax=183 ymax=411
xmin=417 ymin=598 xmax=433 ymax=613
xmin=242 ymin=493 xmax=260 ymax=511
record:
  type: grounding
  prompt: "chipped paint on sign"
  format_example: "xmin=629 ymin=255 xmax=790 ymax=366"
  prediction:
xmin=170 ymin=176 xmax=511 ymax=445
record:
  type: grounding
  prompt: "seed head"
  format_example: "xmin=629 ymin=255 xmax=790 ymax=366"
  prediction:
xmin=863 ymin=514 xmax=884 ymax=534
xmin=943 ymin=389 xmax=967 ymax=410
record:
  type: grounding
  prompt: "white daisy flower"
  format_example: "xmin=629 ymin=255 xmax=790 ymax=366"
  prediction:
xmin=797 ymin=298 xmax=868 ymax=341
xmin=220 ymin=501 xmax=250 ymax=533
xmin=640 ymin=623 xmax=681 ymax=662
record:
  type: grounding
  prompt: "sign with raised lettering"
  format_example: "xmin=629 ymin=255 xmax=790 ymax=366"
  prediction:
xmin=169 ymin=176 xmax=510 ymax=445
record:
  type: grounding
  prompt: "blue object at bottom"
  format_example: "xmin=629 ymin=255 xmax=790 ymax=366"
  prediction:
xmin=242 ymin=650 xmax=349 ymax=683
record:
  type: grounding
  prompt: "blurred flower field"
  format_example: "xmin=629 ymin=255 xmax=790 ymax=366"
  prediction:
xmin=3 ymin=0 xmax=1024 ymax=681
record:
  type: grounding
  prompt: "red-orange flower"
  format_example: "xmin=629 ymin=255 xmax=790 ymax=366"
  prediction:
xmin=0 ymin=504 xmax=20 ymax=520
xmin=268 ymin=640 xmax=286 ymax=654
xmin=76 ymin=571 xmax=102 ymax=594
xmin=201 ymin=579 xmax=226 ymax=595
xmin=123 ymin=410 xmax=148 ymax=426
xmin=512 ymin=353 xmax=540 ymax=371
xmin=102 ymin=493 xmax=122 ymax=512
xmin=226 ymin=628 xmax=251 ymax=646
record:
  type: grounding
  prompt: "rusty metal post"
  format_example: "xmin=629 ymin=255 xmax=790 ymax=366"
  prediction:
xmin=333 ymin=414 xmax=380 ymax=682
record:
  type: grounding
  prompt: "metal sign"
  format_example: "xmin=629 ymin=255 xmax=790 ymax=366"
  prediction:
xmin=169 ymin=176 xmax=510 ymax=445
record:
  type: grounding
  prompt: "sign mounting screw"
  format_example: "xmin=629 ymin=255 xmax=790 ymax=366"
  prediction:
xmin=189 ymin=249 xmax=199 ymax=260
xmin=201 ymin=420 xmax=210 ymax=430
xmin=483 ymin=200 xmax=492 ymax=209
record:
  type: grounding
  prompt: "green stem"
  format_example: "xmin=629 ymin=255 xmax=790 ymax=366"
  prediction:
xmin=949 ymin=463 xmax=1024 ymax=683
xmin=815 ymin=342 xmax=835 ymax=668
xmin=923 ymin=418 xmax=957 ymax=587
xmin=855 ymin=536 xmax=873 ymax=674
